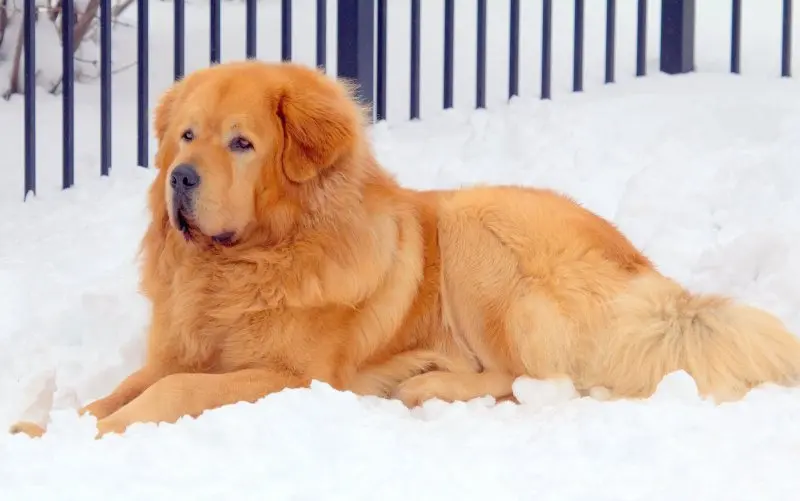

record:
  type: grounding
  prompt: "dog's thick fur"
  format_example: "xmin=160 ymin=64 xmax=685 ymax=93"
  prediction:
xmin=11 ymin=61 xmax=800 ymax=438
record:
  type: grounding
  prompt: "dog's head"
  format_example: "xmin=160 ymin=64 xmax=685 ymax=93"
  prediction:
xmin=149 ymin=61 xmax=368 ymax=247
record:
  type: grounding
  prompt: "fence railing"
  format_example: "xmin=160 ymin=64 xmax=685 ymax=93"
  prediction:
xmin=8 ymin=0 xmax=796 ymax=200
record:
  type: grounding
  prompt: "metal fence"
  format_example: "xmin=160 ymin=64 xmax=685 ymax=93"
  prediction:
xmin=11 ymin=0 xmax=796 ymax=200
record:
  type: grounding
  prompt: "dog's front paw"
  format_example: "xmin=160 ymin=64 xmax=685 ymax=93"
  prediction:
xmin=8 ymin=421 xmax=46 ymax=438
xmin=79 ymin=396 xmax=123 ymax=421
xmin=393 ymin=372 xmax=457 ymax=408
xmin=94 ymin=416 xmax=131 ymax=439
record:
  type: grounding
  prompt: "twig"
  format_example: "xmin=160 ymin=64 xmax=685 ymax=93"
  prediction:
xmin=111 ymin=0 xmax=133 ymax=18
xmin=6 ymin=0 xmax=139 ymax=97
xmin=0 ymin=0 xmax=9 ymax=48
xmin=3 ymin=8 xmax=25 ymax=100
xmin=48 ymin=0 xmax=61 ymax=22
xmin=47 ymin=0 xmax=100 ymax=93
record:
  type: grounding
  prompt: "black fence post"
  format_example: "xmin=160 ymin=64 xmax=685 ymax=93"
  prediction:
xmin=175 ymin=0 xmax=185 ymax=79
xmin=508 ymin=0 xmax=520 ymax=98
xmin=573 ymin=0 xmax=584 ymax=92
xmin=62 ymin=0 xmax=74 ymax=189
xmin=476 ymin=0 xmax=487 ymax=108
xmin=100 ymin=0 xmax=112 ymax=176
xmin=316 ymin=0 xmax=326 ymax=69
xmin=246 ymin=0 xmax=257 ymax=59
xmin=410 ymin=0 xmax=421 ymax=119
xmin=605 ymin=0 xmax=616 ymax=84
xmin=730 ymin=0 xmax=741 ymax=73
xmin=281 ymin=0 xmax=292 ymax=61
xmin=541 ymin=0 xmax=552 ymax=99
xmin=337 ymin=0 xmax=375 ymax=120
xmin=138 ymin=0 xmax=149 ymax=167
xmin=660 ymin=0 xmax=695 ymax=74
xmin=782 ymin=0 xmax=793 ymax=77
xmin=23 ymin=0 xmax=35 ymax=199
xmin=376 ymin=0 xmax=387 ymax=120
xmin=443 ymin=0 xmax=455 ymax=109
xmin=210 ymin=0 xmax=221 ymax=64
xmin=636 ymin=0 xmax=647 ymax=76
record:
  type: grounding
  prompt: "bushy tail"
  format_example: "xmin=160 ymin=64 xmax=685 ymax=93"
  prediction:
xmin=588 ymin=272 xmax=800 ymax=402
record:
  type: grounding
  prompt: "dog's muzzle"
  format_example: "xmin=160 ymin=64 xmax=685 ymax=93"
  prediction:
xmin=170 ymin=164 xmax=201 ymax=235
xmin=170 ymin=164 xmax=200 ymax=194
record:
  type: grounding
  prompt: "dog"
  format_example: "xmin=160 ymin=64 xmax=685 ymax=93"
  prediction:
xmin=10 ymin=60 xmax=800 ymax=439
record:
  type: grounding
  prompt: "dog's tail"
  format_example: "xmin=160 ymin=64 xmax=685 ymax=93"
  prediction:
xmin=589 ymin=272 xmax=800 ymax=401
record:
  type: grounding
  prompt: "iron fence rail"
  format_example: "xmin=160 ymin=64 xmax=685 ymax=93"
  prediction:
xmin=13 ymin=0 xmax=794 ymax=200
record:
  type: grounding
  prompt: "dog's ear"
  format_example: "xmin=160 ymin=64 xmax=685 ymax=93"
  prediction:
xmin=154 ymin=79 xmax=186 ymax=143
xmin=277 ymin=80 xmax=361 ymax=183
xmin=152 ymin=80 xmax=185 ymax=170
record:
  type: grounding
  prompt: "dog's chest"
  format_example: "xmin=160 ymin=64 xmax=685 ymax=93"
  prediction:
xmin=170 ymin=303 xmax=334 ymax=375
xmin=162 ymin=261 xmax=295 ymax=370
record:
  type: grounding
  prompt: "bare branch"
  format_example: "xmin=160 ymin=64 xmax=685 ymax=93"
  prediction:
xmin=48 ymin=0 xmax=99 ymax=93
xmin=5 ymin=0 xmax=138 ymax=97
xmin=48 ymin=0 xmax=61 ymax=22
xmin=71 ymin=0 xmax=100 ymax=52
xmin=0 ymin=0 xmax=9 ymax=48
xmin=3 ymin=10 xmax=25 ymax=99
xmin=111 ymin=0 xmax=134 ymax=18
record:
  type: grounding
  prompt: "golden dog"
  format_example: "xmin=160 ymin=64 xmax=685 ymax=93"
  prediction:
xmin=11 ymin=61 xmax=800 ymax=439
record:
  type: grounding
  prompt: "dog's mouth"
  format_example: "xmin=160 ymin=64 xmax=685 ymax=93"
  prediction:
xmin=173 ymin=208 xmax=237 ymax=247
xmin=211 ymin=232 xmax=236 ymax=246
xmin=175 ymin=209 xmax=194 ymax=241
xmin=176 ymin=210 xmax=190 ymax=234
xmin=172 ymin=201 xmax=201 ymax=243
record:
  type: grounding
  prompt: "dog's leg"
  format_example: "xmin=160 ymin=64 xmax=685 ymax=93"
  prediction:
xmin=393 ymin=371 xmax=515 ymax=407
xmin=79 ymin=365 xmax=168 ymax=420
xmin=95 ymin=368 xmax=306 ymax=437
xmin=8 ymin=421 xmax=47 ymax=438
xmin=349 ymin=350 xmax=478 ymax=397
xmin=8 ymin=365 xmax=168 ymax=439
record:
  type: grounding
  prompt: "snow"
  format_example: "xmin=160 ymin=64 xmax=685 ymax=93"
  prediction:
xmin=2 ymin=0 xmax=800 ymax=499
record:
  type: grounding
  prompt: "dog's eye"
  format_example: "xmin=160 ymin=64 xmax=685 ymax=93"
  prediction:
xmin=229 ymin=136 xmax=254 ymax=153
xmin=181 ymin=129 xmax=195 ymax=142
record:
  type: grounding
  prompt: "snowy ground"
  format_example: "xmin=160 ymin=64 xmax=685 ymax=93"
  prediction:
xmin=3 ymin=1 xmax=800 ymax=499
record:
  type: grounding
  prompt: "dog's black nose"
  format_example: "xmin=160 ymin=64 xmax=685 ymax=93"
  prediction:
xmin=170 ymin=164 xmax=200 ymax=191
